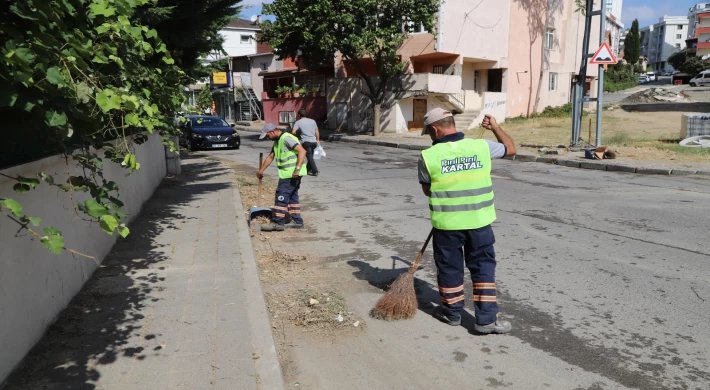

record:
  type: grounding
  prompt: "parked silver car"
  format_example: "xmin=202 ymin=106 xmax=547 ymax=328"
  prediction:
xmin=689 ymin=71 xmax=710 ymax=87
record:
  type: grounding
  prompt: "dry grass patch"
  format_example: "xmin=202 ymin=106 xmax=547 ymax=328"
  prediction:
xmin=465 ymin=109 xmax=710 ymax=163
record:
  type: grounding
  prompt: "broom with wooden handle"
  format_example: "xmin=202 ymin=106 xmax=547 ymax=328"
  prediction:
xmin=371 ymin=126 xmax=488 ymax=320
xmin=372 ymin=229 xmax=433 ymax=320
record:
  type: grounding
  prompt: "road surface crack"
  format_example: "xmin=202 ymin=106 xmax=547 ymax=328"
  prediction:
xmin=691 ymin=286 xmax=706 ymax=302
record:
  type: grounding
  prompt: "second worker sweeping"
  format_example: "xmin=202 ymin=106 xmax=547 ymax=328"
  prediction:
xmin=418 ymin=108 xmax=516 ymax=334
xmin=257 ymin=123 xmax=307 ymax=231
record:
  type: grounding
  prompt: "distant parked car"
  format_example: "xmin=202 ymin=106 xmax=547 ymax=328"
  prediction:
xmin=662 ymin=71 xmax=672 ymax=76
xmin=689 ymin=70 xmax=710 ymax=87
xmin=180 ymin=116 xmax=240 ymax=151
xmin=638 ymin=75 xmax=649 ymax=84
xmin=646 ymin=72 xmax=657 ymax=82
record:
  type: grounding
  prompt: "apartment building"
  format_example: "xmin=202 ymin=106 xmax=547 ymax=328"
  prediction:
xmin=687 ymin=3 xmax=710 ymax=59
xmin=640 ymin=16 xmax=688 ymax=72
xmin=327 ymin=0 xmax=608 ymax=133
xmin=605 ymin=0 xmax=625 ymax=56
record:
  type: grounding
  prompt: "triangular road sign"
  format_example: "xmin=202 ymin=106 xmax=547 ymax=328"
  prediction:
xmin=590 ymin=42 xmax=617 ymax=65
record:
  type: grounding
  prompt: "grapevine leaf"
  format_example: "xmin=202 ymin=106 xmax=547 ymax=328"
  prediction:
xmin=17 ymin=176 xmax=40 ymax=188
xmin=43 ymin=227 xmax=61 ymax=235
xmin=100 ymin=215 xmax=119 ymax=234
xmin=0 ymin=198 xmax=24 ymax=217
xmin=96 ymin=90 xmax=121 ymax=112
xmin=79 ymin=199 xmax=109 ymax=218
xmin=75 ymin=82 xmax=92 ymax=104
xmin=41 ymin=234 xmax=64 ymax=255
xmin=46 ymin=67 xmax=66 ymax=86
xmin=13 ymin=183 xmax=31 ymax=194
xmin=45 ymin=110 xmax=68 ymax=127
xmin=118 ymin=225 xmax=130 ymax=238
xmin=28 ymin=216 xmax=42 ymax=226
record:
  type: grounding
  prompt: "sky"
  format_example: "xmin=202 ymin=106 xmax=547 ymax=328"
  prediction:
xmin=237 ymin=0 xmax=701 ymax=30
xmin=238 ymin=0 xmax=274 ymax=21
xmin=622 ymin=0 xmax=699 ymax=27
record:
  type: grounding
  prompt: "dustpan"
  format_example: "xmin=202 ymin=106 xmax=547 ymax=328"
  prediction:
xmin=248 ymin=152 xmax=273 ymax=226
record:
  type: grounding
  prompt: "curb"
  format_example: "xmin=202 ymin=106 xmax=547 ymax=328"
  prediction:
xmin=230 ymin=173 xmax=285 ymax=390
xmin=235 ymin=125 xmax=708 ymax=178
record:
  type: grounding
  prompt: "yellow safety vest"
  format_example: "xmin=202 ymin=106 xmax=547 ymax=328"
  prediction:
xmin=421 ymin=138 xmax=496 ymax=230
xmin=275 ymin=133 xmax=307 ymax=179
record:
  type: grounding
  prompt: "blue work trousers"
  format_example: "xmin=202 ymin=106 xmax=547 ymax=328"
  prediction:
xmin=272 ymin=177 xmax=303 ymax=225
xmin=433 ymin=224 xmax=499 ymax=325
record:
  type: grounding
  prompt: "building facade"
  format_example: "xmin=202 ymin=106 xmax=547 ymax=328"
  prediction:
xmin=327 ymin=0 xmax=609 ymax=134
xmin=687 ymin=3 xmax=710 ymax=59
xmin=640 ymin=16 xmax=689 ymax=72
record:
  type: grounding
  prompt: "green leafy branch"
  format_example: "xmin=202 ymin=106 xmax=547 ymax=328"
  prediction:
xmin=1 ymin=0 xmax=188 ymax=255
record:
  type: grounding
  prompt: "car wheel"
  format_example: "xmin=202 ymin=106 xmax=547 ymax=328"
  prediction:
xmin=187 ymin=138 xmax=198 ymax=151
xmin=690 ymin=83 xmax=696 ymax=87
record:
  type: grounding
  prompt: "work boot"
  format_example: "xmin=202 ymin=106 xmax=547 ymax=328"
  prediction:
xmin=434 ymin=307 xmax=461 ymax=326
xmin=285 ymin=221 xmax=304 ymax=229
xmin=474 ymin=318 xmax=512 ymax=334
xmin=260 ymin=222 xmax=284 ymax=232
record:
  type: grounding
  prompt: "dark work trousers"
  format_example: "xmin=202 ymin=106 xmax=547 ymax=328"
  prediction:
xmin=433 ymin=224 xmax=498 ymax=325
xmin=301 ymin=141 xmax=319 ymax=174
xmin=272 ymin=177 xmax=303 ymax=225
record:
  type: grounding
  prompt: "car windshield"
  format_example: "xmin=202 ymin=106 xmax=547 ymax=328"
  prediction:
xmin=191 ymin=117 xmax=229 ymax=127
xmin=695 ymin=74 xmax=704 ymax=79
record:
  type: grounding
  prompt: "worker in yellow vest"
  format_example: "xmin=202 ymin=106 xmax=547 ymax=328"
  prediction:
xmin=257 ymin=123 xmax=308 ymax=231
xmin=418 ymin=108 xmax=517 ymax=334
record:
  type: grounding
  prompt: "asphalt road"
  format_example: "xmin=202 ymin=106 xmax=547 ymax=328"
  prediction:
xmin=211 ymin=136 xmax=710 ymax=389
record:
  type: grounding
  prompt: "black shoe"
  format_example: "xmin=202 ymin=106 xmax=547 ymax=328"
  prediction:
xmin=260 ymin=222 xmax=285 ymax=231
xmin=307 ymin=171 xmax=318 ymax=176
xmin=474 ymin=318 xmax=512 ymax=334
xmin=434 ymin=307 xmax=461 ymax=326
xmin=285 ymin=221 xmax=304 ymax=229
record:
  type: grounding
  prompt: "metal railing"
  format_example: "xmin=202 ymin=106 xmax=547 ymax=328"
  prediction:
xmin=238 ymin=75 xmax=262 ymax=120
xmin=449 ymin=90 xmax=466 ymax=109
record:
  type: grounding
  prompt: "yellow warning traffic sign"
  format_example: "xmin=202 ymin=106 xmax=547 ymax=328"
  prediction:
xmin=590 ymin=42 xmax=617 ymax=65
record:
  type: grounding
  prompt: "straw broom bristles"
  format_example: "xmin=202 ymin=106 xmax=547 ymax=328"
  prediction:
xmin=371 ymin=230 xmax=433 ymax=321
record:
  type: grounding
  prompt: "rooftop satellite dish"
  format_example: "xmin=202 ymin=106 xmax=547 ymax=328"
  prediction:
xmin=250 ymin=15 xmax=258 ymax=22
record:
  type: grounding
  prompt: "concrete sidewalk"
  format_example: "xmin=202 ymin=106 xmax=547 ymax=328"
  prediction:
xmin=3 ymin=157 xmax=283 ymax=390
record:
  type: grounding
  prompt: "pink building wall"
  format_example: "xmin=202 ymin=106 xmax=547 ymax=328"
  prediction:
xmin=262 ymin=97 xmax=327 ymax=125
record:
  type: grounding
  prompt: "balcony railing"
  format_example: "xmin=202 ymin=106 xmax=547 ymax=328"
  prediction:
xmin=396 ymin=73 xmax=462 ymax=94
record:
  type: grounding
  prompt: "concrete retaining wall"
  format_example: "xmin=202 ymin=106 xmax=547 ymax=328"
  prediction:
xmin=0 ymin=133 xmax=166 ymax=381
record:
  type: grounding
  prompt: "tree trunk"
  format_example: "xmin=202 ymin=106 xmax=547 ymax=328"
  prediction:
xmin=373 ymin=103 xmax=381 ymax=136
xmin=533 ymin=7 xmax=551 ymax=115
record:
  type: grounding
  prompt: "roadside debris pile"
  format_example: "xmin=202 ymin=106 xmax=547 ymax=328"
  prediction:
xmin=621 ymin=88 xmax=690 ymax=104
xmin=266 ymin=289 xmax=363 ymax=330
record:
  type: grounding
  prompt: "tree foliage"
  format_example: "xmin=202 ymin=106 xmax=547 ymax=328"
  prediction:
xmin=666 ymin=49 xmax=710 ymax=75
xmin=135 ymin=0 xmax=243 ymax=80
xmin=624 ymin=19 xmax=641 ymax=65
xmin=197 ymin=85 xmax=214 ymax=112
xmin=667 ymin=50 xmax=687 ymax=71
xmin=260 ymin=0 xmax=439 ymax=135
xmin=0 ymin=0 xmax=188 ymax=256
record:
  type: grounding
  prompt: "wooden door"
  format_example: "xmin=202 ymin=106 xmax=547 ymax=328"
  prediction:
xmin=409 ymin=98 xmax=427 ymax=131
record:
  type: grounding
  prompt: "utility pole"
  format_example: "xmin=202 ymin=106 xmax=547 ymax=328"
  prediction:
xmin=595 ymin=1 xmax=607 ymax=147
xmin=571 ymin=0 xmax=606 ymax=147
